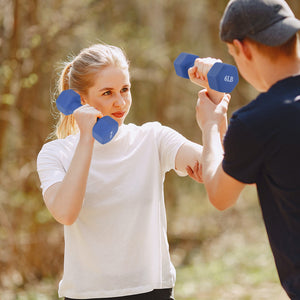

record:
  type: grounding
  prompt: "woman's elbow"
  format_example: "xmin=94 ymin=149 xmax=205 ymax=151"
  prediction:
xmin=47 ymin=206 xmax=78 ymax=225
xmin=52 ymin=211 xmax=78 ymax=226
xmin=59 ymin=217 xmax=76 ymax=226
xmin=45 ymin=197 xmax=79 ymax=225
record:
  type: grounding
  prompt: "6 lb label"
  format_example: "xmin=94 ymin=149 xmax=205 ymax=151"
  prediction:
xmin=224 ymin=75 xmax=234 ymax=83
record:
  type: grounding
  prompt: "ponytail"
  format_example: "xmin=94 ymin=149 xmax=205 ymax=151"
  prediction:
xmin=59 ymin=63 xmax=72 ymax=91
xmin=54 ymin=62 xmax=78 ymax=139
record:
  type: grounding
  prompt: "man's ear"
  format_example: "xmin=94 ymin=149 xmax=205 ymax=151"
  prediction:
xmin=233 ymin=39 xmax=252 ymax=60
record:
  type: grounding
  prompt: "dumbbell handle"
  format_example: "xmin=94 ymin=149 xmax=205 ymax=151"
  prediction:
xmin=174 ymin=53 xmax=239 ymax=94
xmin=56 ymin=89 xmax=118 ymax=144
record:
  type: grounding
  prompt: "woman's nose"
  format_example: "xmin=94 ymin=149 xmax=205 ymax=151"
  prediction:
xmin=114 ymin=93 xmax=126 ymax=107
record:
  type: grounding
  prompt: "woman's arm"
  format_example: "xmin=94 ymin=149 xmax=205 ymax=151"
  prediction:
xmin=43 ymin=137 xmax=94 ymax=225
xmin=175 ymin=141 xmax=203 ymax=183
xmin=43 ymin=105 xmax=101 ymax=225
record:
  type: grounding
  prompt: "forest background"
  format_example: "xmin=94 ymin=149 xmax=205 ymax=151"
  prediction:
xmin=1 ymin=0 xmax=299 ymax=299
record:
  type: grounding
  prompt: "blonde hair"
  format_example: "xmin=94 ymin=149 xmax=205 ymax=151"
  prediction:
xmin=54 ymin=44 xmax=129 ymax=139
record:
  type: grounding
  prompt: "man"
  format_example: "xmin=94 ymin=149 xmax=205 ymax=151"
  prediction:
xmin=190 ymin=0 xmax=300 ymax=298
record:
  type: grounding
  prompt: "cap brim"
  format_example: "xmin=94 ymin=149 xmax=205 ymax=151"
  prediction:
xmin=248 ymin=17 xmax=300 ymax=46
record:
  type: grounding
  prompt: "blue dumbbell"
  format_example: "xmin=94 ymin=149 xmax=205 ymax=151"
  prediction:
xmin=174 ymin=52 xmax=239 ymax=93
xmin=56 ymin=89 xmax=118 ymax=144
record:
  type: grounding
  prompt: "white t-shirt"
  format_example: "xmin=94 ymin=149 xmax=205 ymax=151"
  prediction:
xmin=37 ymin=122 xmax=188 ymax=299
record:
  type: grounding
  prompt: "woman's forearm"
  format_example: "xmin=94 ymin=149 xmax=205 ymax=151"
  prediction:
xmin=45 ymin=137 xmax=94 ymax=225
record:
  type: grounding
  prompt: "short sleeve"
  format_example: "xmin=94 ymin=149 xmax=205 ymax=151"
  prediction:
xmin=154 ymin=123 xmax=189 ymax=176
xmin=222 ymin=116 xmax=265 ymax=184
xmin=36 ymin=141 xmax=67 ymax=196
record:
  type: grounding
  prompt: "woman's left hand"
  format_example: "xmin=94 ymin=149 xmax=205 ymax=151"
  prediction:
xmin=186 ymin=161 xmax=203 ymax=183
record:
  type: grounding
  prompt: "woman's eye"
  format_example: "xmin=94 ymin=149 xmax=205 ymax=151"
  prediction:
xmin=121 ymin=87 xmax=129 ymax=93
xmin=103 ymin=90 xmax=112 ymax=96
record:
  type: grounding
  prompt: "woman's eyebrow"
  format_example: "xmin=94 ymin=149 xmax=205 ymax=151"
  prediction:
xmin=98 ymin=87 xmax=114 ymax=92
xmin=98 ymin=83 xmax=130 ymax=92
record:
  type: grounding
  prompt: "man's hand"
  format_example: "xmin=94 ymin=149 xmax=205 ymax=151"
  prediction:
xmin=196 ymin=90 xmax=230 ymax=133
xmin=188 ymin=57 xmax=222 ymax=88
xmin=188 ymin=57 xmax=225 ymax=104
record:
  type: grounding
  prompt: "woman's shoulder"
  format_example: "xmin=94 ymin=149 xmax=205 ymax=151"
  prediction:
xmin=124 ymin=122 xmax=184 ymax=147
xmin=124 ymin=122 xmax=170 ymax=140
xmin=38 ymin=134 xmax=79 ymax=156
xmin=126 ymin=121 xmax=165 ymax=132
xmin=126 ymin=122 xmax=182 ymax=139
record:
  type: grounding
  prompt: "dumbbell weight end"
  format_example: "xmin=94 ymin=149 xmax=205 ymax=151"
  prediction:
xmin=56 ymin=89 xmax=82 ymax=116
xmin=207 ymin=62 xmax=239 ymax=93
xmin=56 ymin=89 xmax=118 ymax=144
xmin=174 ymin=53 xmax=199 ymax=79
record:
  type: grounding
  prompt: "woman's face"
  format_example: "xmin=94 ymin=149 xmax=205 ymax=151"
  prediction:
xmin=84 ymin=65 xmax=132 ymax=126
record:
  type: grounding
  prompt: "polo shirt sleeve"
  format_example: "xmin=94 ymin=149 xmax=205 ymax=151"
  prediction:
xmin=36 ymin=140 xmax=67 ymax=196
xmin=222 ymin=116 xmax=265 ymax=184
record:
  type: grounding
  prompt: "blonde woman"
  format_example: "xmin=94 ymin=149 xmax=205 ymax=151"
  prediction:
xmin=37 ymin=43 xmax=203 ymax=300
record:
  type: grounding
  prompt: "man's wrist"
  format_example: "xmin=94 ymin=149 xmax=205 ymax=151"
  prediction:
xmin=206 ymin=89 xmax=225 ymax=105
xmin=201 ymin=122 xmax=221 ymax=133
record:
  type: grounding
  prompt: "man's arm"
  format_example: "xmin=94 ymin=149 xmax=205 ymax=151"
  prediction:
xmin=188 ymin=58 xmax=228 ymax=147
xmin=196 ymin=90 xmax=245 ymax=210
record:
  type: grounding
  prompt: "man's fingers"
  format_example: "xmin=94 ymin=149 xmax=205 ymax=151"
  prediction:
xmin=194 ymin=57 xmax=222 ymax=78
xmin=188 ymin=66 xmax=197 ymax=78
xmin=218 ymin=93 xmax=231 ymax=114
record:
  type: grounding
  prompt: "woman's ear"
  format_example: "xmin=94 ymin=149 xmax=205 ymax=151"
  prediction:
xmin=76 ymin=91 xmax=86 ymax=105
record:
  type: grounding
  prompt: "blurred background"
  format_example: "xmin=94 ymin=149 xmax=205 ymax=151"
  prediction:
xmin=0 ymin=0 xmax=299 ymax=299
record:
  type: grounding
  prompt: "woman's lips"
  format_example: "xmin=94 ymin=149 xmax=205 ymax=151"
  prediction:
xmin=112 ymin=111 xmax=125 ymax=118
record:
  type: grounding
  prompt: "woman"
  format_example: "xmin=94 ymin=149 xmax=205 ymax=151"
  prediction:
xmin=37 ymin=43 xmax=203 ymax=300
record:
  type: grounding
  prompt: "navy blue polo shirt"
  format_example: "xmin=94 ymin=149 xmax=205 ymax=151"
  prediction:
xmin=223 ymin=75 xmax=300 ymax=299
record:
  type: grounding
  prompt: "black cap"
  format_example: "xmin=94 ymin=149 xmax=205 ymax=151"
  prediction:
xmin=220 ymin=0 xmax=300 ymax=46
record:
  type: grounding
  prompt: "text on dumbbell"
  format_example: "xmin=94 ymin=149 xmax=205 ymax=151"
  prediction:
xmin=224 ymin=75 xmax=234 ymax=83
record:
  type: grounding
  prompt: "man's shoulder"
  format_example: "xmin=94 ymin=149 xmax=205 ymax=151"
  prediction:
xmin=233 ymin=75 xmax=300 ymax=119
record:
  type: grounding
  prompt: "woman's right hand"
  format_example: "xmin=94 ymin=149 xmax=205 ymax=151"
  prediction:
xmin=73 ymin=104 xmax=103 ymax=142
